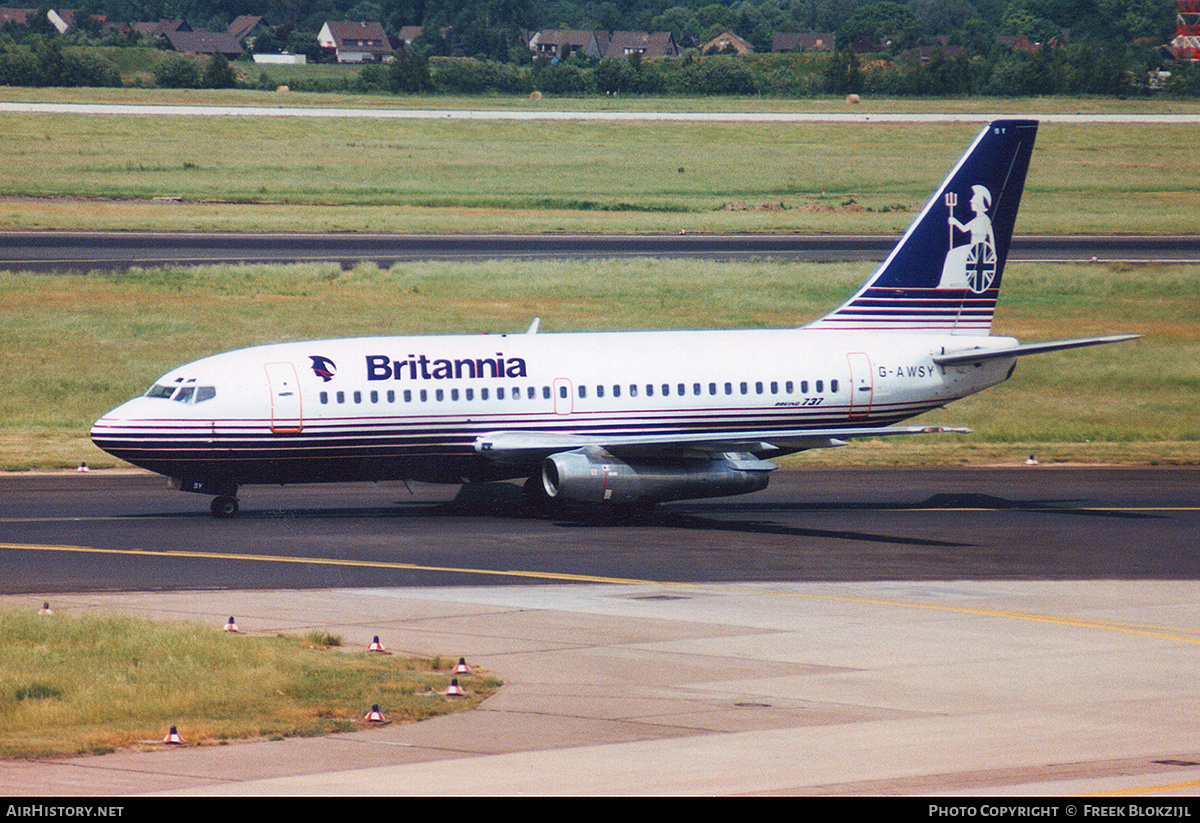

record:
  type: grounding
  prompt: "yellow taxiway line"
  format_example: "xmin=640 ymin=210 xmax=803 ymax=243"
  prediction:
xmin=4 ymin=539 xmax=1200 ymax=647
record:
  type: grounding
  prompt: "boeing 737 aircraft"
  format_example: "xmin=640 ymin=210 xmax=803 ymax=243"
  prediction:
xmin=92 ymin=120 xmax=1136 ymax=517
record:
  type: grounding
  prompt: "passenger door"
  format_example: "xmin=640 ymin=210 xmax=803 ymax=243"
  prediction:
xmin=265 ymin=362 xmax=303 ymax=433
xmin=847 ymin=352 xmax=873 ymax=418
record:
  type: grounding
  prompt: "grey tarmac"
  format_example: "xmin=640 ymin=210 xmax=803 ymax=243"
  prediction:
xmin=1 ymin=467 xmax=1199 ymax=795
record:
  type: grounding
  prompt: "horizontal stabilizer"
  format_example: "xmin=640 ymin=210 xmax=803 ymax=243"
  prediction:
xmin=475 ymin=425 xmax=972 ymax=461
xmin=933 ymin=334 xmax=1140 ymax=366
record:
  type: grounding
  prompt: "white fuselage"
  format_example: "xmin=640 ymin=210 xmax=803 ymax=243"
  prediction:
xmin=90 ymin=327 xmax=1018 ymax=491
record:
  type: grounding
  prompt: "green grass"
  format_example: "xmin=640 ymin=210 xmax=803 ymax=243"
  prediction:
xmin=0 ymin=259 xmax=1195 ymax=470
xmin=0 ymin=609 xmax=499 ymax=759
xmin=0 ymin=110 xmax=1196 ymax=234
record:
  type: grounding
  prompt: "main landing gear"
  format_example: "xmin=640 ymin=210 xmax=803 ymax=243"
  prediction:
xmin=210 ymin=495 xmax=239 ymax=518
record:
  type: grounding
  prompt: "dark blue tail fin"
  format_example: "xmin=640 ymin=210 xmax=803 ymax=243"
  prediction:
xmin=807 ymin=120 xmax=1038 ymax=334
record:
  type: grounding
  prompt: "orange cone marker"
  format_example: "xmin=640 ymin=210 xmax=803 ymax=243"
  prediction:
xmin=454 ymin=657 xmax=471 ymax=674
xmin=368 ymin=636 xmax=385 ymax=652
xmin=445 ymin=678 xmax=464 ymax=697
xmin=224 ymin=616 xmax=239 ymax=632
xmin=38 ymin=602 xmax=52 ymax=615
xmin=365 ymin=704 xmax=385 ymax=722
xmin=164 ymin=726 xmax=184 ymax=744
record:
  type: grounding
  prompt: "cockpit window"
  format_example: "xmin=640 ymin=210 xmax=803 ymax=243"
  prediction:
xmin=145 ymin=384 xmax=216 ymax=403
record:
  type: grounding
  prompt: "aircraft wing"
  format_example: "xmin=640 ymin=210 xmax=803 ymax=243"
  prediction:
xmin=473 ymin=425 xmax=971 ymax=463
xmin=933 ymin=334 xmax=1140 ymax=366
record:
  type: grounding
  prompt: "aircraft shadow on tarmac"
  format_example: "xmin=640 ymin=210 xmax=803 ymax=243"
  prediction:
xmin=130 ymin=482 xmax=1163 ymax=538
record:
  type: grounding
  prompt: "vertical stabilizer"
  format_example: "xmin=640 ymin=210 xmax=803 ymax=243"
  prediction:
xmin=807 ymin=120 xmax=1037 ymax=334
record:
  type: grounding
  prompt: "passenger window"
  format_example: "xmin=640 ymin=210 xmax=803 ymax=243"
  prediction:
xmin=370 ymin=390 xmax=378 ymax=403
xmin=497 ymin=387 xmax=505 ymax=400
xmin=480 ymin=388 xmax=488 ymax=401
xmin=387 ymin=390 xmax=395 ymax=403
xmin=597 ymin=385 xmax=605 ymax=398
xmin=465 ymin=388 xmax=473 ymax=401
xmin=630 ymin=385 xmax=638 ymax=397
xmin=756 ymin=382 xmax=763 ymax=394
xmin=800 ymin=381 xmax=808 ymax=394
xmin=645 ymin=384 xmax=653 ymax=397
xmin=336 ymin=391 xmax=345 ymax=404
xmin=831 ymin=380 xmax=839 ymax=393
xmin=694 ymin=383 xmax=701 ymax=396
xmin=420 ymin=389 xmax=427 ymax=402
xmin=724 ymin=383 xmax=732 ymax=395
xmin=559 ymin=386 xmax=567 ymax=399
xmin=613 ymin=385 xmax=621 ymax=397
xmin=578 ymin=386 xmax=586 ymax=399
xmin=786 ymin=381 xmax=794 ymax=394
xmin=527 ymin=387 xmax=536 ymax=399
xmin=543 ymin=386 xmax=551 ymax=399
xmin=816 ymin=380 xmax=824 ymax=393
xmin=404 ymin=390 xmax=412 ymax=402
xmin=709 ymin=383 xmax=716 ymax=395
xmin=319 ymin=391 xmax=329 ymax=405
xmin=353 ymin=391 xmax=362 ymax=404
xmin=436 ymin=389 xmax=444 ymax=401
xmin=770 ymin=381 xmax=778 ymax=394
xmin=739 ymin=382 xmax=747 ymax=395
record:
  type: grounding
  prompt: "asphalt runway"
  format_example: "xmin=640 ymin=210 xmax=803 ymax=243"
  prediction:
xmin=3 ymin=467 xmax=1197 ymax=594
xmin=3 ymin=467 xmax=1200 ymax=797
xmin=3 ymin=231 xmax=1200 ymax=271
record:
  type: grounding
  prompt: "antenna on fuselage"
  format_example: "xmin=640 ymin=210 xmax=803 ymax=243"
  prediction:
xmin=526 ymin=317 xmax=540 ymax=335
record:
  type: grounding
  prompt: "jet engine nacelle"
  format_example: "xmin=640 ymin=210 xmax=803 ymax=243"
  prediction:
xmin=541 ymin=447 xmax=774 ymax=505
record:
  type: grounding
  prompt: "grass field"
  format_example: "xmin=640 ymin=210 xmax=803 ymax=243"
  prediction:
xmin=0 ymin=609 xmax=498 ymax=758
xmin=0 ymin=93 xmax=1197 ymax=234
xmin=1 ymin=259 xmax=1195 ymax=471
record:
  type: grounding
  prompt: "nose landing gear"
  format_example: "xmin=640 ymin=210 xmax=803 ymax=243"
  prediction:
xmin=210 ymin=495 xmax=239 ymax=518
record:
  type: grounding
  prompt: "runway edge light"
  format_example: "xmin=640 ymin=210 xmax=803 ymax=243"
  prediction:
xmin=164 ymin=726 xmax=184 ymax=745
xmin=366 ymin=704 xmax=385 ymax=722
xmin=445 ymin=679 xmax=464 ymax=697
xmin=224 ymin=616 xmax=239 ymax=632
xmin=368 ymin=635 xmax=387 ymax=652
xmin=454 ymin=657 xmax=471 ymax=675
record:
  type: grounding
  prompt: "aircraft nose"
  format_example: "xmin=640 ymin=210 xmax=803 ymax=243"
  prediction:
xmin=90 ymin=397 xmax=153 ymax=454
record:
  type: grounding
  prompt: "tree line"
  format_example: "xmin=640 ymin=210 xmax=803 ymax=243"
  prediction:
xmin=0 ymin=0 xmax=1195 ymax=96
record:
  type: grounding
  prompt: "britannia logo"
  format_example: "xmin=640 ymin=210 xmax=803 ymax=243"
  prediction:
xmin=309 ymin=355 xmax=337 ymax=382
xmin=938 ymin=184 xmax=997 ymax=294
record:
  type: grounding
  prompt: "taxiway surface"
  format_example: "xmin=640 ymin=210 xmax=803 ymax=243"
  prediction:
xmin=3 ymin=231 xmax=1199 ymax=272
xmin=2 ymin=468 xmax=1199 ymax=796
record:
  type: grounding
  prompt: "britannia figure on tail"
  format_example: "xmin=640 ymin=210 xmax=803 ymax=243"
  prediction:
xmin=939 ymin=184 xmax=997 ymax=293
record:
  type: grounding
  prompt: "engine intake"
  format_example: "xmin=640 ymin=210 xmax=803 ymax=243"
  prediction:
xmin=541 ymin=447 xmax=773 ymax=505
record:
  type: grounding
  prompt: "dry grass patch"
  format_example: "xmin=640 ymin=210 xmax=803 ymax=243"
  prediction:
xmin=0 ymin=115 xmax=1196 ymax=234
xmin=0 ymin=610 xmax=498 ymax=759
